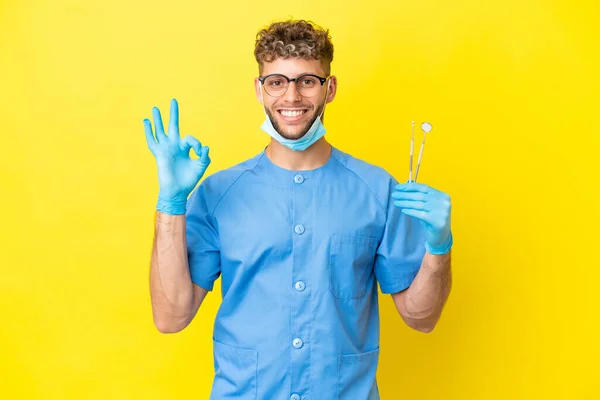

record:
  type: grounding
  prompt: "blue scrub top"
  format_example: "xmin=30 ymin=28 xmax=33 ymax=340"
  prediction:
xmin=185 ymin=146 xmax=426 ymax=400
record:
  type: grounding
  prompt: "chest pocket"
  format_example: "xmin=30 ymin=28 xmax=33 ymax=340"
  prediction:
xmin=329 ymin=234 xmax=379 ymax=299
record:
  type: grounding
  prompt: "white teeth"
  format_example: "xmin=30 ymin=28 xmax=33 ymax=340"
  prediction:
xmin=280 ymin=110 xmax=305 ymax=117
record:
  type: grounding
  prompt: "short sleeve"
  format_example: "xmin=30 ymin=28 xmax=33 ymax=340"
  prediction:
xmin=374 ymin=176 xmax=426 ymax=294
xmin=185 ymin=183 xmax=221 ymax=291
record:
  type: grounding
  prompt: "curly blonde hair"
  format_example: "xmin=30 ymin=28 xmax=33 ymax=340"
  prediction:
xmin=254 ymin=19 xmax=334 ymax=76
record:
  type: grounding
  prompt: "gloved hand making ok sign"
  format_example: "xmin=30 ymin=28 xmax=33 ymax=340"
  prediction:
xmin=392 ymin=182 xmax=453 ymax=255
xmin=144 ymin=98 xmax=211 ymax=215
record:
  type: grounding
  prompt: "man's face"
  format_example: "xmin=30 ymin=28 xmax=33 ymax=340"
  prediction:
xmin=255 ymin=58 xmax=336 ymax=140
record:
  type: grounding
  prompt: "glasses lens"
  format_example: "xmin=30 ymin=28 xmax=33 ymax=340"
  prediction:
xmin=263 ymin=75 xmax=288 ymax=96
xmin=297 ymin=75 xmax=322 ymax=97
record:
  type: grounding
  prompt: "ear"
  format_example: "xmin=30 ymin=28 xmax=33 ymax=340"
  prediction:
xmin=325 ymin=76 xmax=338 ymax=104
xmin=254 ymin=78 xmax=263 ymax=104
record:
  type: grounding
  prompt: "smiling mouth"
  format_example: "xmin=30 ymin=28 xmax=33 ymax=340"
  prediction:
xmin=278 ymin=109 xmax=308 ymax=118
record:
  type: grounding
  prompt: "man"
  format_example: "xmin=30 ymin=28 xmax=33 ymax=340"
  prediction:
xmin=144 ymin=19 xmax=453 ymax=400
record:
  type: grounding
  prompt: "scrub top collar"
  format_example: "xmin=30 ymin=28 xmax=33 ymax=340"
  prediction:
xmin=259 ymin=145 xmax=340 ymax=183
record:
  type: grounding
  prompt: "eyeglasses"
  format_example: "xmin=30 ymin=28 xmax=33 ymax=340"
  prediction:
xmin=258 ymin=73 xmax=329 ymax=97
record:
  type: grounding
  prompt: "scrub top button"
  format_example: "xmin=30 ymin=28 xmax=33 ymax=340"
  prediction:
xmin=292 ymin=338 xmax=303 ymax=348
xmin=295 ymin=281 xmax=306 ymax=291
xmin=294 ymin=174 xmax=304 ymax=184
xmin=294 ymin=224 xmax=305 ymax=234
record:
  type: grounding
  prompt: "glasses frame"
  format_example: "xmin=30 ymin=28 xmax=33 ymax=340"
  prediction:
xmin=258 ymin=73 xmax=329 ymax=97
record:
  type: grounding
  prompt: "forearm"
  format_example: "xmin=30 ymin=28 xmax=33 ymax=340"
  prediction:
xmin=149 ymin=212 xmax=196 ymax=332
xmin=395 ymin=251 xmax=452 ymax=332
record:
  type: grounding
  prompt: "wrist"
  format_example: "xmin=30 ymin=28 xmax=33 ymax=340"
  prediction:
xmin=156 ymin=195 xmax=187 ymax=215
xmin=425 ymin=231 xmax=453 ymax=255
xmin=155 ymin=211 xmax=186 ymax=233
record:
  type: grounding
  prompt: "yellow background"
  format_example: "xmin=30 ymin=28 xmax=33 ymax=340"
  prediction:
xmin=1 ymin=0 xmax=599 ymax=398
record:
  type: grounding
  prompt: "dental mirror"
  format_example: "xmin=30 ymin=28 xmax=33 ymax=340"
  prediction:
xmin=414 ymin=122 xmax=432 ymax=182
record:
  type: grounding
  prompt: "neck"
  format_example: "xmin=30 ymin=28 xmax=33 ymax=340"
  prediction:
xmin=265 ymin=137 xmax=332 ymax=171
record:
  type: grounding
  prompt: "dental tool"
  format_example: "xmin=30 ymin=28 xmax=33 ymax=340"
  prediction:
xmin=413 ymin=122 xmax=432 ymax=182
xmin=408 ymin=121 xmax=415 ymax=183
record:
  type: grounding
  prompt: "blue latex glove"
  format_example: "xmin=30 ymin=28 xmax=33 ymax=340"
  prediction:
xmin=392 ymin=182 xmax=453 ymax=255
xmin=144 ymin=98 xmax=211 ymax=215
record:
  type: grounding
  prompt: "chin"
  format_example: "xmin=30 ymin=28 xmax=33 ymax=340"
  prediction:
xmin=269 ymin=108 xmax=320 ymax=140
xmin=277 ymin=119 xmax=316 ymax=140
xmin=279 ymin=128 xmax=309 ymax=140
xmin=272 ymin=120 xmax=308 ymax=140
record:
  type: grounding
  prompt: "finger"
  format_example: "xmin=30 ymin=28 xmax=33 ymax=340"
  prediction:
xmin=393 ymin=200 xmax=427 ymax=211
xmin=152 ymin=106 xmax=167 ymax=142
xmin=182 ymin=135 xmax=202 ymax=156
xmin=391 ymin=191 xmax=427 ymax=201
xmin=400 ymin=208 xmax=429 ymax=221
xmin=143 ymin=118 xmax=158 ymax=155
xmin=395 ymin=182 xmax=430 ymax=193
xmin=168 ymin=98 xmax=180 ymax=141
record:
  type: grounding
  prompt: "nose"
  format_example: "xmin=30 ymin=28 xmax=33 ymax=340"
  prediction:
xmin=282 ymin=80 xmax=301 ymax=103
